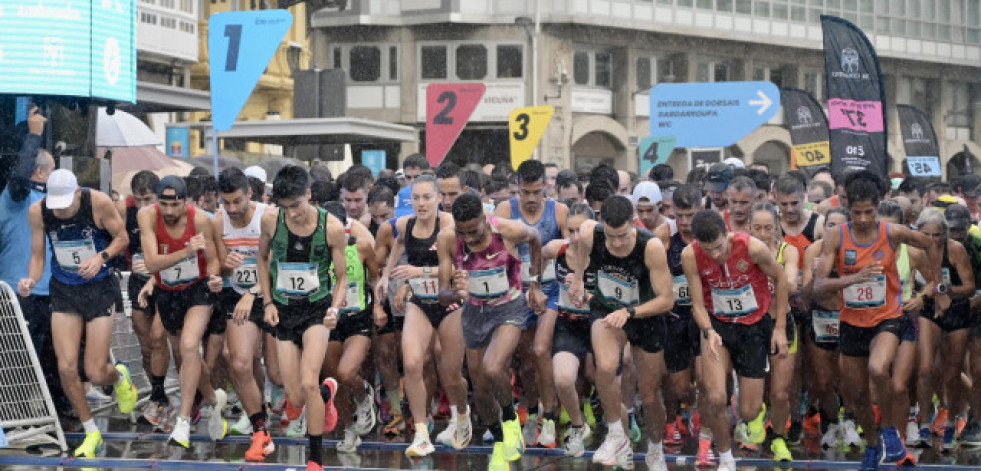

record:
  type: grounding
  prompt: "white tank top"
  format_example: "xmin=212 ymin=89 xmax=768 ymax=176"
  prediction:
xmin=222 ymin=203 xmax=266 ymax=294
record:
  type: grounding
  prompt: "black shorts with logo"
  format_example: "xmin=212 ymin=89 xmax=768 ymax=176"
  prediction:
xmin=664 ymin=313 xmax=700 ymax=374
xmin=155 ymin=278 xmax=216 ymax=336
xmin=410 ymin=298 xmax=453 ymax=329
xmin=50 ymin=275 xmax=118 ymax=322
xmin=127 ymin=273 xmax=156 ymax=316
xmin=329 ymin=309 xmax=373 ymax=343
xmin=710 ymin=315 xmax=774 ymax=379
xmin=274 ymin=297 xmax=332 ymax=347
xmin=552 ymin=314 xmax=591 ymax=362
xmin=920 ymin=299 xmax=972 ymax=333
xmin=590 ymin=309 xmax=665 ymax=354
xmin=839 ymin=317 xmax=904 ymax=358
xmin=216 ymin=288 xmax=273 ymax=334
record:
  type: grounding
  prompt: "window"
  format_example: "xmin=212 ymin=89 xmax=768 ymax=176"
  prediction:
xmin=636 ymin=56 xmax=672 ymax=91
xmin=574 ymin=51 xmax=590 ymax=85
xmin=349 ymin=47 xmax=381 ymax=82
xmin=389 ymin=47 xmax=399 ymax=81
xmin=804 ymin=71 xmax=824 ymax=101
xmin=160 ymin=0 xmax=175 ymax=8
xmin=332 ymin=47 xmax=342 ymax=69
xmin=161 ymin=17 xmax=177 ymax=29
xmin=421 ymin=46 xmax=447 ymax=80
xmin=181 ymin=0 xmax=194 ymax=12
xmin=696 ymin=60 xmax=729 ymax=82
xmin=456 ymin=45 xmax=488 ymax=80
xmin=945 ymin=82 xmax=972 ymax=129
xmin=595 ymin=52 xmax=611 ymax=88
xmin=736 ymin=0 xmax=752 ymax=14
xmin=717 ymin=0 xmax=734 ymax=11
xmin=572 ymin=49 xmax=614 ymax=88
xmin=496 ymin=45 xmax=523 ymax=79
xmin=140 ymin=12 xmax=157 ymax=24
xmin=755 ymin=0 xmax=770 ymax=16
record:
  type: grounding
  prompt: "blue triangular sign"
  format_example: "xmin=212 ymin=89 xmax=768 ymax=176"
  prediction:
xmin=209 ymin=10 xmax=293 ymax=131
xmin=0 ymin=421 xmax=8 ymax=447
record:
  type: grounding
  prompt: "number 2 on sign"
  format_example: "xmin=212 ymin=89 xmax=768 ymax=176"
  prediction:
xmin=434 ymin=91 xmax=456 ymax=125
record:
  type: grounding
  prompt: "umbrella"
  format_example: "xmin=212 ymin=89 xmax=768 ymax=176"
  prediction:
xmin=97 ymin=108 xmax=162 ymax=147
xmin=113 ymin=159 xmax=196 ymax=196
xmin=100 ymin=146 xmax=175 ymax=175
xmin=193 ymin=155 xmax=244 ymax=173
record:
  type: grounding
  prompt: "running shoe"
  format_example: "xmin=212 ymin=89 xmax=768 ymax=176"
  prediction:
xmin=897 ymin=450 xmax=917 ymax=467
xmin=803 ymin=412 xmax=821 ymax=436
xmin=168 ymin=416 xmax=191 ymax=449
xmin=305 ymin=461 xmax=322 ymax=471
xmin=942 ymin=426 xmax=957 ymax=451
xmin=405 ymin=431 xmax=435 ymax=458
xmin=717 ymin=454 xmax=737 ymax=471
xmin=689 ymin=410 xmax=701 ymax=438
xmin=284 ymin=398 xmax=304 ymax=422
xmin=502 ymin=418 xmax=524 ymax=461
xmin=961 ymin=421 xmax=981 ymax=446
xmin=883 ymin=426 xmax=908 ymax=462
xmin=771 ymin=436 xmax=793 ymax=462
xmin=905 ymin=421 xmax=920 ymax=447
xmin=629 ymin=412 xmax=642 ymax=443
xmin=85 ymin=384 xmax=112 ymax=402
xmin=482 ymin=428 xmax=495 ymax=443
xmin=746 ymin=403 xmax=767 ymax=444
xmin=322 ymin=378 xmax=338 ymax=434
xmin=592 ymin=431 xmax=630 ymax=466
xmin=821 ymin=422 xmax=841 ymax=449
xmin=244 ymin=429 xmax=274 ymax=462
xmin=435 ymin=392 xmax=451 ymax=420
xmin=664 ymin=420 xmax=683 ymax=446
xmin=931 ymin=407 xmax=949 ymax=436
xmin=383 ymin=411 xmax=406 ymax=437
xmin=859 ymin=440 xmax=883 ymax=471
xmin=230 ymin=414 xmax=253 ymax=435
xmin=142 ymin=400 xmax=162 ymax=427
xmin=208 ymin=389 xmax=229 ymax=441
xmin=452 ymin=411 xmax=473 ymax=450
xmin=842 ymin=419 xmax=863 ymax=449
xmin=435 ymin=420 xmax=457 ymax=446
xmin=538 ymin=416 xmax=557 ymax=448
xmin=74 ymin=430 xmax=104 ymax=457
xmin=337 ymin=427 xmax=362 ymax=453
xmin=562 ymin=423 xmax=590 ymax=457
xmin=522 ymin=413 xmax=539 ymax=446
xmin=269 ymin=386 xmax=286 ymax=415
xmin=913 ymin=427 xmax=932 ymax=448
xmin=734 ymin=422 xmax=759 ymax=451
xmin=488 ymin=442 xmax=510 ymax=471
xmin=285 ymin=410 xmax=306 ymax=438
xmin=787 ymin=420 xmax=803 ymax=444
xmin=646 ymin=440 xmax=667 ymax=471
xmin=353 ymin=382 xmax=376 ymax=435
xmin=113 ymin=363 xmax=138 ymax=414
xmin=695 ymin=436 xmax=716 ymax=467
xmin=956 ymin=415 xmax=968 ymax=437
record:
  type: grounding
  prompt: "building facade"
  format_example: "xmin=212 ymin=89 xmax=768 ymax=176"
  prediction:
xmin=309 ymin=0 xmax=981 ymax=178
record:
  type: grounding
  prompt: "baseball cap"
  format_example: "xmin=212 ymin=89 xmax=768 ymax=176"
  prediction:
xmin=632 ymin=181 xmax=662 ymax=206
xmin=945 ymin=204 xmax=972 ymax=230
xmin=704 ymin=163 xmax=733 ymax=193
xmin=244 ymin=165 xmax=267 ymax=183
xmin=156 ymin=175 xmax=188 ymax=200
xmin=724 ymin=157 xmax=746 ymax=169
xmin=45 ymin=169 xmax=79 ymax=209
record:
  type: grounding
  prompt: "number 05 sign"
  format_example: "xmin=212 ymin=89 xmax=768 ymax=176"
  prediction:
xmin=425 ymin=83 xmax=486 ymax=168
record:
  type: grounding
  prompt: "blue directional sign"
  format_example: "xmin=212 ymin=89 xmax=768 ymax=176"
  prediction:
xmin=639 ymin=135 xmax=677 ymax=178
xmin=651 ymin=81 xmax=780 ymax=148
xmin=209 ymin=10 xmax=293 ymax=131
xmin=361 ymin=150 xmax=386 ymax=177
xmin=906 ymin=156 xmax=942 ymax=177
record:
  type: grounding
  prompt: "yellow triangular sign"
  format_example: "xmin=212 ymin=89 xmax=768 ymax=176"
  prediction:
xmin=509 ymin=106 xmax=554 ymax=170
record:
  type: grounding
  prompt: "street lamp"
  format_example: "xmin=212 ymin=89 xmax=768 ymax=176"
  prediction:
xmin=286 ymin=42 xmax=304 ymax=76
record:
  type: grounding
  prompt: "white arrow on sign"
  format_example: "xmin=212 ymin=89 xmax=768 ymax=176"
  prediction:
xmin=749 ymin=90 xmax=772 ymax=115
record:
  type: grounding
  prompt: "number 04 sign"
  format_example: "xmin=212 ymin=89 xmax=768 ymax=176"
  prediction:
xmin=425 ymin=83 xmax=486 ymax=168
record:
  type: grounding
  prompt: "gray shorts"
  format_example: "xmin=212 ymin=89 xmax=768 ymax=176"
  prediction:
xmin=462 ymin=294 xmax=530 ymax=350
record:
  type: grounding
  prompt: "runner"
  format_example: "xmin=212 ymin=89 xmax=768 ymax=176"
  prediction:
xmin=493 ymin=160 xmax=567 ymax=448
xmin=813 ymin=170 xmax=944 ymax=470
xmin=542 ymin=203 xmax=597 ymax=457
xmin=257 ymin=165 xmax=347 ymax=471
xmin=339 ymin=170 xmax=373 ymax=227
xmin=954 ymin=205 xmax=981 ymax=446
xmin=704 ymin=164 xmax=731 ymax=211
xmin=574 ymin=195 xmax=674 ymax=471
xmin=137 ymin=176 xmax=228 ymax=448
xmin=18 ymin=169 xmax=137 ymax=458
xmin=390 ymin=175 xmax=471 ymax=457
xmin=723 ymin=176 xmax=755 ymax=234
xmin=681 ymin=209 xmax=790 ymax=471
xmin=437 ymin=192 xmax=546 ymax=471
xmin=372 ymin=210 xmax=409 ymax=438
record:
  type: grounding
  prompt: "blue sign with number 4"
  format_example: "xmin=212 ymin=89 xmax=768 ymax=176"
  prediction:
xmin=209 ymin=11 xmax=293 ymax=131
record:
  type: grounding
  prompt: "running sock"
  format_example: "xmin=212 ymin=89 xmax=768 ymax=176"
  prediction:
xmin=415 ymin=422 xmax=429 ymax=437
xmin=608 ymin=420 xmax=625 ymax=437
xmin=150 ymin=376 xmax=167 ymax=402
xmin=502 ymin=403 xmax=517 ymax=422
xmin=82 ymin=419 xmax=98 ymax=434
xmin=249 ymin=412 xmax=268 ymax=432
xmin=489 ymin=422 xmax=504 ymax=442
xmin=543 ymin=410 xmax=558 ymax=422
xmin=450 ymin=405 xmax=459 ymax=421
xmin=307 ymin=434 xmax=322 ymax=465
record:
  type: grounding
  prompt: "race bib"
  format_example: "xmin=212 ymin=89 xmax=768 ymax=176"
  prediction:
xmin=597 ymin=271 xmax=640 ymax=307
xmin=842 ymin=275 xmax=886 ymax=309
xmin=469 ymin=266 xmax=510 ymax=300
xmin=711 ymin=284 xmax=759 ymax=317
xmin=811 ymin=309 xmax=840 ymax=343
xmin=160 ymin=254 xmax=200 ymax=286
xmin=339 ymin=281 xmax=362 ymax=313
xmin=557 ymin=283 xmax=590 ymax=316
xmin=521 ymin=258 xmax=557 ymax=285
xmin=53 ymin=239 xmax=97 ymax=271
xmin=672 ymin=274 xmax=690 ymax=306
xmin=276 ymin=262 xmax=320 ymax=298
xmin=408 ymin=276 xmax=439 ymax=302
xmin=233 ymin=257 xmax=258 ymax=288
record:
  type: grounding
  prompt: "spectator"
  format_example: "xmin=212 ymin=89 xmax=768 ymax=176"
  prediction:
xmin=544 ymin=162 xmax=559 ymax=199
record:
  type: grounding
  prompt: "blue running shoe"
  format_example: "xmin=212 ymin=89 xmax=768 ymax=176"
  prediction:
xmin=917 ymin=427 xmax=932 ymax=448
xmin=882 ymin=427 xmax=907 ymax=462
xmin=860 ymin=440 xmax=883 ymax=471
xmin=942 ymin=426 xmax=957 ymax=452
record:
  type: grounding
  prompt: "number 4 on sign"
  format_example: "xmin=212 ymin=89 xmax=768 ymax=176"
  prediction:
xmin=508 ymin=106 xmax=555 ymax=170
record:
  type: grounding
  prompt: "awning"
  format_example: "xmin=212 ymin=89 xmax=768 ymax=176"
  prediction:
xmin=198 ymin=117 xmax=418 ymax=146
xmin=119 ymin=81 xmax=212 ymax=113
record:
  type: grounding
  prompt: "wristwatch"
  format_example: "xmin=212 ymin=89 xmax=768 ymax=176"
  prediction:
xmin=423 ymin=266 xmax=432 ymax=277
xmin=100 ymin=251 xmax=110 ymax=261
xmin=934 ymin=284 xmax=949 ymax=295
xmin=702 ymin=327 xmax=715 ymax=339
xmin=529 ymin=274 xmax=541 ymax=284
xmin=625 ymin=306 xmax=636 ymax=318
xmin=248 ymin=286 xmax=260 ymax=296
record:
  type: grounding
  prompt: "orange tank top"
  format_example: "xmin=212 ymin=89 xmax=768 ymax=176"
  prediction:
xmin=837 ymin=221 xmax=901 ymax=327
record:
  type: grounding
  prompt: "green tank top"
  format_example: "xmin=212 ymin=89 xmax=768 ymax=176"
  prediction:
xmin=330 ymin=236 xmax=366 ymax=314
xmin=270 ymin=208 xmax=332 ymax=305
xmin=897 ymin=243 xmax=912 ymax=301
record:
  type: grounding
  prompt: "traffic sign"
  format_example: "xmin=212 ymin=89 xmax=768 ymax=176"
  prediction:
xmin=906 ymin=156 xmax=942 ymax=177
xmin=209 ymin=10 xmax=293 ymax=131
xmin=425 ymin=83 xmax=486 ymax=168
xmin=509 ymin=106 xmax=554 ymax=170
xmin=650 ymin=81 xmax=780 ymax=148
xmin=638 ymin=136 xmax=677 ymax=178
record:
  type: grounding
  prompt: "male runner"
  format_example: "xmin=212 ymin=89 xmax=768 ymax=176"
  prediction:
xmin=723 ymin=176 xmax=755 ymax=234
xmin=258 ymin=166 xmax=347 ymax=471
xmin=19 ymin=169 xmax=137 ymax=457
xmin=339 ymin=171 xmax=373 ymax=227
xmin=775 ymin=176 xmax=824 ymax=255
xmin=438 ymin=193 xmax=546 ymax=471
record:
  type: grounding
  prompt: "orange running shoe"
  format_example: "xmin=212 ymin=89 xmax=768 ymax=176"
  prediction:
xmin=244 ymin=430 xmax=274 ymax=462
xmin=285 ymin=399 xmax=304 ymax=422
xmin=517 ymin=404 xmax=528 ymax=426
xmin=677 ymin=415 xmax=690 ymax=437
xmin=322 ymin=377 xmax=338 ymax=433
xmin=695 ymin=436 xmax=716 ymax=467
xmin=898 ymin=450 xmax=916 ymax=467
xmin=305 ymin=461 xmax=323 ymax=471
xmin=931 ymin=407 xmax=949 ymax=436
xmin=664 ymin=421 xmax=683 ymax=446
xmin=803 ymin=412 xmax=821 ymax=436
xmin=956 ymin=415 xmax=967 ymax=437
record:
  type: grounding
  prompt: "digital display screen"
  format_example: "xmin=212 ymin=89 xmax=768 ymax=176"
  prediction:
xmin=0 ymin=0 xmax=136 ymax=103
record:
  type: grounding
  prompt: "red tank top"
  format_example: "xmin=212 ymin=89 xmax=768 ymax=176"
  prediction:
xmin=837 ymin=221 xmax=901 ymax=327
xmin=454 ymin=217 xmax=523 ymax=306
xmin=692 ymin=232 xmax=772 ymax=325
xmin=153 ymin=204 xmax=208 ymax=291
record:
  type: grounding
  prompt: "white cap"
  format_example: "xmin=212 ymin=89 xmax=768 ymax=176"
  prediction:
xmin=632 ymin=181 xmax=662 ymax=206
xmin=724 ymin=157 xmax=746 ymax=169
xmin=46 ymin=169 xmax=79 ymax=209
xmin=244 ymin=165 xmax=267 ymax=183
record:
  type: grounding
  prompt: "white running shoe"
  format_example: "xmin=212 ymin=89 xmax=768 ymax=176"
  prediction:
xmin=353 ymin=383 xmax=377 ymax=435
xmin=821 ymin=422 xmax=841 ymax=449
xmin=646 ymin=440 xmax=667 ymax=471
xmin=592 ymin=432 xmax=630 ymax=466
xmin=337 ymin=427 xmax=362 ymax=453
xmin=451 ymin=413 xmax=473 ymax=450
xmin=405 ymin=431 xmax=435 ymax=458
xmin=906 ymin=421 xmax=921 ymax=447
xmin=435 ymin=420 xmax=456 ymax=446
xmin=208 ymin=389 xmax=229 ymax=441
xmin=522 ymin=413 xmax=539 ymax=447
xmin=285 ymin=410 xmax=306 ymax=438
xmin=230 ymin=414 xmax=253 ymax=436
xmin=168 ymin=416 xmax=191 ymax=449
xmin=563 ymin=424 xmax=590 ymax=457
xmin=841 ymin=419 xmax=862 ymax=449
xmin=538 ymin=417 xmax=557 ymax=448
xmin=717 ymin=454 xmax=737 ymax=471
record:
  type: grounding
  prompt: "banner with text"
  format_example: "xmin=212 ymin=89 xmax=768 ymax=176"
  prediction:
xmin=822 ymin=15 xmax=888 ymax=177
xmin=896 ymin=105 xmax=942 ymax=177
xmin=781 ymin=88 xmax=830 ymax=171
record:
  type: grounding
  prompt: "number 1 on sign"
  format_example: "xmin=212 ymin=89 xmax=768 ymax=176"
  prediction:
xmin=224 ymin=24 xmax=242 ymax=72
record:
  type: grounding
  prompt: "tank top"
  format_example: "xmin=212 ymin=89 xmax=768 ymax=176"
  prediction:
xmin=270 ymin=207 xmax=332 ymax=305
xmin=405 ymin=216 xmax=440 ymax=303
xmin=897 ymin=244 xmax=912 ymax=301
xmin=783 ymin=212 xmax=819 ymax=256
xmin=42 ymin=189 xmax=114 ymax=285
xmin=153 ymin=203 xmax=208 ymax=291
xmin=667 ymin=231 xmax=692 ymax=317
xmin=554 ymin=242 xmax=594 ymax=320
xmin=837 ymin=221 xmax=901 ymax=327
xmin=922 ymin=241 xmax=970 ymax=316
xmin=811 ymin=241 xmax=841 ymax=342
xmin=454 ymin=217 xmax=523 ymax=306
xmin=509 ymin=198 xmax=560 ymax=294
xmin=222 ymin=203 xmax=265 ymax=294
xmin=588 ymin=226 xmax=656 ymax=314
xmin=330 ymin=236 xmax=367 ymax=314
xmin=692 ymin=232 xmax=772 ymax=325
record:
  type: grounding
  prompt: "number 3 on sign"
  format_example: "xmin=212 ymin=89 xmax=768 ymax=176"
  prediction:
xmin=508 ymin=106 xmax=555 ymax=170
